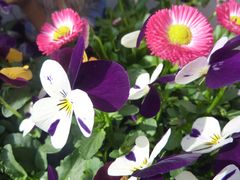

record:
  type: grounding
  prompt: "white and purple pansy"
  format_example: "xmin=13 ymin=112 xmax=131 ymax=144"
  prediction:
xmin=52 ymin=36 xmax=130 ymax=112
xmin=175 ymin=35 xmax=240 ymax=89
xmin=128 ymin=64 xmax=163 ymax=118
xmin=30 ymin=60 xmax=95 ymax=149
xmin=213 ymin=164 xmax=240 ymax=180
xmin=0 ymin=0 xmax=11 ymax=14
xmin=181 ymin=116 xmax=240 ymax=154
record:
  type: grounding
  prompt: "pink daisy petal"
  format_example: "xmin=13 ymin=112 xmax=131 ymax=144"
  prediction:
xmin=216 ymin=0 xmax=240 ymax=34
xmin=36 ymin=8 xmax=89 ymax=55
xmin=145 ymin=5 xmax=213 ymax=67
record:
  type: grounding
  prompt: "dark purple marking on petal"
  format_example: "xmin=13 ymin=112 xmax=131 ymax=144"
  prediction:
xmin=68 ymin=36 xmax=85 ymax=87
xmin=222 ymin=169 xmax=236 ymax=180
xmin=156 ymin=74 xmax=176 ymax=84
xmin=48 ymin=119 xmax=60 ymax=136
xmin=25 ymin=112 xmax=31 ymax=118
xmin=125 ymin=151 xmax=136 ymax=162
xmin=74 ymin=60 xmax=130 ymax=112
xmin=0 ymin=74 xmax=28 ymax=87
xmin=133 ymin=85 xmax=141 ymax=89
xmin=190 ymin=128 xmax=201 ymax=138
xmin=132 ymin=153 xmax=201 ymax=178
xmin=206 ymin=53 xmax=240 ymax=89
xmin=78 ymin=118 xmax=91 ymax=134
xmin=136 ymin=15 xmax=152 ymax=48
xmin=47 ymin=165 xmax=58 ymax=180
xmin=140 ymin=87 xmax=160 ymax=118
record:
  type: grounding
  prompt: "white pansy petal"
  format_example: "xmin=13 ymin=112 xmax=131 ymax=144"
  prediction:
xmin=194 ymin=137 xmax=233 ymax=154
xmin=134 ymin=136 xmax=150 ymax=164
xmin=135 ymin=73 xmax=150 ymax=88
xmin=175 ymin=57 xmax=209 ymax=84
xmin=150 ymin=63 xmax=163 ymax=84
xmin=128 ymin=86 xmax=150 ymax=100
xmin=128 ymin=177 xmax=138 ymax=180
xmin=19 ymin=118 xmax=35 ymax=136
xmin=40 ymin=60 xmax=71 ymax=98
xmin=208 ymin=36 xmax=228 ymax=60
xmin=121 ymin=30 xmax=140 ymax=48
xmin=175 ymin=171 xmax=198 ymax=180
xmin=149 ymin=129 xmax=171 ymax=164
xmin=222 ymin=116 xmax=240 ymax=138
xmin=69 ymin=89 xmax=94 ymax=137
xmin=213 ymin=164 xmax=240 ymax=180
xmin=181 ymin=117 xmax=221 ymax=152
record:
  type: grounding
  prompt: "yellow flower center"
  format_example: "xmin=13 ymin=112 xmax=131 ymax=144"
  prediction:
xmin=82 ymin=51 xmax=89 ymax=63
xmin=0 ymin=66 xmax=32 ymax=80
xmin=230 ymin=15 xmax=240 ymax=25
xmin=207 ymin=134 xmax=221 ymax=145
xmin=199 ymin=65 xmax=210 ymax=76
xmin=131 ymin=158 xmax=149 ymax=172
xmin=53 ymin=26 xmax=70 ymax=41
xmin=57 ymin=98 xmax=72 ymax=115
xmin=168 ymin=24 xmax=192 ymax=45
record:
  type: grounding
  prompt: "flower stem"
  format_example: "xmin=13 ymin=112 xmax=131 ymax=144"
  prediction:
xmin=206 ymin=87 xmax=227 ymax=114
xmin=0 ymin=96 xmax=22 ymax=119
xmin=93 ymin=35 xmax=109 ymax=60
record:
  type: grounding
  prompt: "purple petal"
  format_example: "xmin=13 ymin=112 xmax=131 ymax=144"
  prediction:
xmin=94 ymin=162 xmax=121 ymax=180
xmin=68 ymin=36 xmax=85 ymax=87
xmin=210 ymin=50 xmax=240 ymax=65
xmin=0 ymin=34 xmax=16 ymax=57
xmin=214 ymin=139 xmax=240 ymax=174
xmin=125 ymin=151 xmax=136 ymax=161
xmin=74 ymin=60 xmax=130 ymax=112
xmin=142 ymin=175 xmax=163 ymax=180
xmin=50 ymin=47 xmax=73 ymax=72
xmin=136 ymin=15 xmax=151 ymax=48
xmin=206 ymin=53 xmax=240 ymax=89
xmin=47 ymin=165 xmax=58 ymax=180
xmin=48 ymin=119 xmax=60 ymax=136
xmin=132 ymin=153 xmax=201 ymax=178
xmin=0 ymin=74 xmax=28 ymax=87
xmin=0 ymin=1 xmax=11 ymax=14
xmin=156 ymin=74 xmax=176 ymax=84
xmin=140 ymin=87 xmax=160 ymax=118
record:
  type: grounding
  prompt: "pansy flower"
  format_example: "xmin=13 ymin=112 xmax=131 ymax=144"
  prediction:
xmin=48 ymin=165 xmax=58 ymax=180
xmin=181 ymin=116 xmax=240 ymax=154
xmin=174 ymin=171 xmax=198 ymax=180
xmin=128 ymin=64 xmax=163 ymax=118
xmin=136 ymin=5 xmax=213 ymax=67
xmin=30 ymin=60 xmax=95 ymax=149
xmin=108 ymin=129 xmax=201 ymax=179
xmin=216 ymin=0 xmax=240 ymax=34
xmin=36 ymin=8 xmax=89 ymax=55
xmin=175 ymin=35 xmax=240 ymax=89
xmin=0 ymin=0 xmax=11 ymax=14
xmin=213 ymin=164 xmax=240 ymax=180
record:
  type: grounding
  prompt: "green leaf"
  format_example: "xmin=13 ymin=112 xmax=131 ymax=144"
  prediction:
xmin=0 ymin=144 xmax=27 ymax=180
xmin=119 ymin=104 xmax=139 ymax=116
xmin=57 ymin=150 xmax=103 ymax=180
xmin=165 ymin=130 xmax=182 ymax=151
xmin=75 ymin=129 xmax=106 ymax=159
xmin=0 ymin=125 xmax=5 ymax=135
xmin=2 ymin=88 xmax=31 ymax=118
xmin=139 ymin=118 xmax=157 ymax=136
xmin=177 ymin=100 xmax=196 ymax=113
xmin=39 ymin=137 xmax=61 ymax=154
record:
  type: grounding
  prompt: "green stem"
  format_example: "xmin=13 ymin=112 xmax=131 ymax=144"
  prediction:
xmin=0 ymin=96 xmax=22 ymax=119
xmin=93 ymin=35 xmax=109 ymax=60
xmin=206 ymin=87 xmax=227 ymax=114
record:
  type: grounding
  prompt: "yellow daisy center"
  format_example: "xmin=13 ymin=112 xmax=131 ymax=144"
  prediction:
xmin=230 ymin=15 xmax=240 ymax=25
xmin=57 ymin=98 xmax=72 ymax=115
xmin=207 ymin=134 xmax=221 ymax=145
xmin=53 ymin=26 xmax=71 ymax=41
xmin=168 ymin=24 xmax=192 ymax=45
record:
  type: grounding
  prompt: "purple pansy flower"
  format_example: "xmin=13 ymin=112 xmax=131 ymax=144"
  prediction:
xmin=0 ymin=0 xmax=11 ymax=14
xmin=175 ymin=36 xmax=240 ymax=89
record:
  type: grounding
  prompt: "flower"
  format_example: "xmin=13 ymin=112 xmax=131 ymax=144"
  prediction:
xmin=36 ymin=8 xmax=89 ymax=55
xmin=213 ymin=164 xmax=240 ymax=180
xmin=216 ymin=0 xmax=240 ymax=34
xmin=144 ymin=5 xmax=213 ymax=66
xmin=30 ymin=60 xmax=95 ymax=149
xmin=181 ymin=116 xmax=240 ymax=154
xmin=121 ymin=30 xmax=140 ymax=48
xmin=48 ymin=165 xmax=58 ymax=180
xmin=128 ymin=64 xmax=163 ymax=117
xmin=0 ymin=0 xmax=11 ymax=14
xmin=175 ymin=36 xmax=240 ymax=89
xmin=108 ymin=129 xmax=200 ymax=179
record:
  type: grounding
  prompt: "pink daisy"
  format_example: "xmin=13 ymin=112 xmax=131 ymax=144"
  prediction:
xmin=145 ymin=5 xmax=213 ymax=67
xmin=36 ymin=8 xmax=89 ymax=55
xmin=216 ymin=0 xmax=240 ymax=34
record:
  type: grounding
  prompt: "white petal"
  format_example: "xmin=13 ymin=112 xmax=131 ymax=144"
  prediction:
xmin=128 ymin=177 xmax=138 ymax=180
xmin=150 ymin=63 xmax=163 ymax=84
xmin=68 ymin=89 xmax=94 ymax=137
xmin=213 ymin=164 xmax=240 ymax=180
xmin=121 ymin=30 xmax=140 ymax=48
xmin=181 ymin=117 xmax=221 ymax=152
xmin=148 ymin=129 xmax=171 ymax=164
xmin=194 ymin=137 xmax=233 ymax=154
xmin=222 ymin=116 xmax=240 ymax=138
xmin=40 ymin=60 xmax=71 ymax=98
xmin=19 ymin=118 xmax=35 ymax=136
xmin=208 ymin=36 xmax=228 ymax=61
xmin=175 ymin=57 xmax=209 ymax=84
xmin=175 ymin=171 xmax=198 ymax=180
xmin=134 ymin=136 xmax=150 ymax=164
xmin=135 ymin=73 xmax=150 ymax=88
